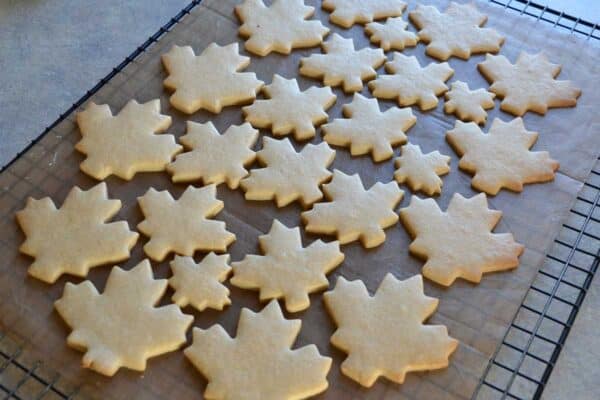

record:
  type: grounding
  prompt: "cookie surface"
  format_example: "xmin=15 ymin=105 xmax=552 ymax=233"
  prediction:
xmin=162 ymin=43 xmax=264 ymax=114
xmin=302 ymin=169 xmax=403 ymax=248
xmin=394 ymin=143 xmax=450 ymax=196
xmin=16 ymin=182 xmax=138 ymax=283
xmin=243 ymin=75 xmax=336 ymax=141
xmin=478 ymin=52 xmax=581 ymax=116
xmin=137 ymin=185 xmax=235 ymax=262
xmin=322 ymin=0 xmax=407 ymax=28
xmin=241 ymin=137 xmax=335 ymax=208
xmin=446 ymin=118 xmax=559 ymax=195
xmin=324 ymin=274 xmax=458 ymax=387
xmin=231 ymin=220 xmax=344 ymax=312
xmin=444 ymin=81 xmax=496 ymax=125
xmin=409 ymin=2 xmax=504 ymax=60
xmin=400 ymin=193 xmax=524 ymax=286
xmin=236 ymin=0 xmax=329 ymax=56
xmin=54 ymin=260 xmax=193 ymax=376
xmin=300 ymin=33 xmax=385 ymax=93
xmin=76 ymin=100 xmax=180 ymax=180
xmin=169 ymin=254 xmax=232 ymax=312
xmin=365 ymin=17 xmax=418 ymax=51
xmin=167 ymin=121 xmax=258 ymax=189
xmin=321 ymin=93 xmax=416 ymax=162
xmin=185 ymin=301 xmax=331 ymax=400
xmin=369 ymin=53 xmax=453 ymax=110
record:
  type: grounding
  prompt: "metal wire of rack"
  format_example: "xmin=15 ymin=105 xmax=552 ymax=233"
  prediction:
xmin=0 ymin=1 xmax=598 ymax=399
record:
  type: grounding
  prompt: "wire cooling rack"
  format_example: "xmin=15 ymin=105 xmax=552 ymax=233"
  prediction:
xmin=1 ymin=1 xmax=598 ymax=399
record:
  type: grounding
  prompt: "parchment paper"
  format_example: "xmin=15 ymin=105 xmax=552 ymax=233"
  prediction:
xmin=0 ymin=1 xmax=599 ymax=399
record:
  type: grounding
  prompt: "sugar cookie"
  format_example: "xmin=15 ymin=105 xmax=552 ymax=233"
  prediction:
xmin=16 ymin=182 xmax=138 ymax=283
xmin=55 ymin=260 xmax=193 ymax=376
xmin=76 ymin=100 xmax=180 ymax=180
xmin=302 ymin=170 xmax=403 ymax=248
xmin=324 ymin=274 xmax=458 ymax=387
xmin=369 ymin=53 xmax=453 ymax=110
xmin=231 ymin=220 xmax=344 ymax=312
xmin=322 ymin=0 xmax=407 ymax=28
xmin=478 ymin=52 xmax=581 ymax=116
xmin=137 ymin=185 xmax=235 ymax=262
xmin=446 ymin=118 xmax=559 ymax=195
xmin=444 ymin=81 xmax=495 ymax=125
xmin=241 ymin=137 xmax=335 ymax=208
xmin=185 ymin=301 xmax=331 ymax=400
xmin=300 ymin=33 xmax=385 ymax=93
xmin=394 ymin=143 xmax=450 ymax=196
xmin=321 ymin=93 xmax=415 ymax=162
xmin=162 ymin=43 xmax=263 ymax=114
xmin=243 ymin=75 xmax=336 ymax=141
xmin=167 ymin=121 xmax=258 ymax=189
xmin=236 ymin=0 xmax=329 ymax=56
xmin=409 ymin=2 xmax=504 ymax=60
xmin=365 ymin=17 xmax=418 ymax=51
xmin=399 ymin=193 xmax=524 ymax=286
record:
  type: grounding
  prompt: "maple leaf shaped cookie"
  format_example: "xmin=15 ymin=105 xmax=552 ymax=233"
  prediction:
xmin=54 ymin=260 xmax=193 ymax=376
xmin=409 ymin=2 xmax=504 ymax=61
xmin=169 ymin=254 xmax=231 ymax=312
xmin=365 ymin=17 xmax=418 ymax=51
xmin=16 ymin=182 xmax=138 ymax=283
xmin=185 ymin=301 xmax=331 ymax=400
xmin=446 ymin=118 xmax=559 ymax=195
xmin=76 ymin=100 xmax=181 ymax=180
xmin=242 ymin=75 xmax=336 ymax=141
xmin=322 ymin=93 xmax=416 ymax=162
xmin=241 ymin=137 xmax=335 ymax=208
xmin=478 ymin=52 xmax=581 ymax=116
xmin=167 ymin=121 xmax=258 ymax=189
xmin=369 ymin=53 xmax=454 ymax=110
xmin=137 ymin=185 xmax=235 ymax=262
xmin=324 ymin=274 xmax=458 ymax=387
xmin=235 ymin=0 xmax=329 ymax=56
xmin=300 ymin=33 xmax=386 ymax=93
xmin=399 ymin=193 xmax=524 ymax=286
xmin=302 ymin=170 xmax=403 ymax=248
xmin=231 ymin=220 xmax=344 ymax=313
xmin=444 ymin=81 xmax=496 ymax=125
xmin=162 ymin=43 xmax=264 ymax=114
xmin=394 ymin=143 xmax=450 ymax=196
xmin=322 ymin=0 xmax=407 ymax=28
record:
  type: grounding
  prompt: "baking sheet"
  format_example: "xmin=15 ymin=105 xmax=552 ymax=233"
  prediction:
xmin=1 ymin=0 xmax=599 ymax=399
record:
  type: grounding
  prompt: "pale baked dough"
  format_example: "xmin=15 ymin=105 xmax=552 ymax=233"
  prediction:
xmin=241 ymin=137 xmax=335 ymax=208
xmin=369 ymin=53 xmax=453 ymax=110
xmin=185 ymin=300 xmax=331 ymax=400
xmin=444 ymin=81 xmax=496 ymax=125
xmin=365 ymin=17 xmax=418 ymax=51
xmin=167 ymin=121 xmax=258 ymax=188
xmin=162 ymin=43 xmax=264 ymax=114
xmin=231 ymin=220 xmax=344 ymax=312
xmin=324 ymin=274 xmax=458 ymax=387
xmin=300 ymin=33 xmax=385 ymax=93
xmin=55 ymin=260 xmax=193 ymax=376
xmin=394 ymin=143 xmax=450 ymax=196
xmin=321 ymin=93 xmax=416 ymax=162
xmin=409 ymin=2 xmax=504 ymax=60
xmin=243 ymin=74 xmax=336 ymax=141
xmin=400 ymin=193 xmax=524 ymax=286
xmin=16 ymin=182 xmax=138 ymax=283
xmin=137 ymin=185 xmax=235 ymax=262
xmin=478 ymin=52 xmax=581 ymax=116
xmin=169 ymin=253 xmax=232 ymax=312
xmin=76 ymin=100 xmax=180 ymax=180
xmin=302 ymin=169 xmax=403 ymax=248
xmin=236 ymin=0 xmax=329 ymax=56
xmin=446 ymin=118 xmax=559 ymax=195
xmin=322 ymin=0 xmax=406 ymax=28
